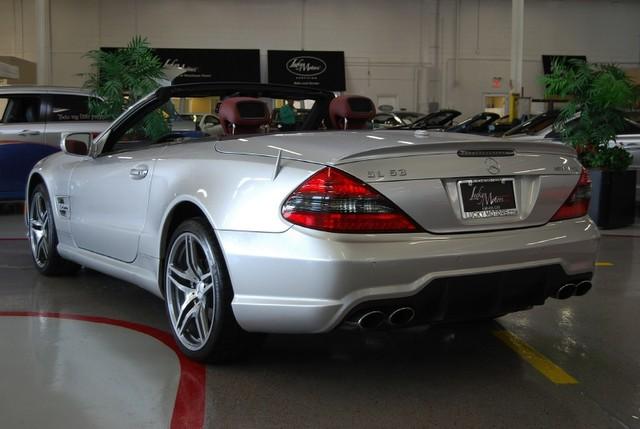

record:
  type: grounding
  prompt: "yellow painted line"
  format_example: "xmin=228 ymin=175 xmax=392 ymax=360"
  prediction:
xmin=493 ymin=330 xmax=578 ymax=385
xmin=595 ymin=262 xmax=614 ymax=267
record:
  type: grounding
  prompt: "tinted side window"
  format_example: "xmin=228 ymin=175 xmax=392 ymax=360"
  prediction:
xmin=0 ymin=95 xmax=42 ymax=123
xmin=48 ymin=95 xmax=96 ymax=121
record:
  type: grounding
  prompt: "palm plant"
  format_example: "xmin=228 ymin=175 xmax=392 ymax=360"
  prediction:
xmin=541 ymin=60 xmax=637 ymax=171
xmin=84 ymin=36 xmax=165 ymax=121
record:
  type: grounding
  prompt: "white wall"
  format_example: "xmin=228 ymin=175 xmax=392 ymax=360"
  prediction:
xmin=1 ymin=0 xmax=639 ymax=117
xmin=439 ymin=0 xmax=640 ymax=116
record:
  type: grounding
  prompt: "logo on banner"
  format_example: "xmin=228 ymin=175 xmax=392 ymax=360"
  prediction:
xmin=286 ymin=56 xmax=327 ymax=77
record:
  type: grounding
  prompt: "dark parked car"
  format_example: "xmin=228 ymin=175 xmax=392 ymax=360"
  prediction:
xmin=447 ymin=112 xmax=500 ymax=134
xmin=405 ymin=109 xmax=462 ymax=130
xmin=502 ymin=110 xmax=561 ymax=138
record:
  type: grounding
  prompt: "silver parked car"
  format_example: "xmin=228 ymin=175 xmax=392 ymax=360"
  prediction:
xmin=26 ymin=83 xmax=599 ymax=362
xmin=0 ymin=86 xmax=110 ymax=200
xmin=0 ymin=86 xmax=111 ymax=146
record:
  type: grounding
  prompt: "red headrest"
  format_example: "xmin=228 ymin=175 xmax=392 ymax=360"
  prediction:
xmin=329 ymin=95 xmax=376 ymax=130
xmin=218 ymin=97 xmax=270 ymax=135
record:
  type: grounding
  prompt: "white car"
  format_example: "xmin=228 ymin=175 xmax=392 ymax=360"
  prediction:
xmin=0 ymin=86 xmax=109 ymax=200
xmin=507 ymin=115 xmax=640 ymax=201
xmin=26 ymin=83 xmax=599 ymax=362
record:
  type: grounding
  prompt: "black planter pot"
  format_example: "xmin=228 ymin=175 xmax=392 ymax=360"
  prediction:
xmin=588 ymin=169 xmax=637 ymax=229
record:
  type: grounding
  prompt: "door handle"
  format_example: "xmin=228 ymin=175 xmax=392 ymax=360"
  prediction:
xmin=19 ymin=130 xmax=41 ymax=136
xmin=129 ymin=165 xmax=149 ymax=180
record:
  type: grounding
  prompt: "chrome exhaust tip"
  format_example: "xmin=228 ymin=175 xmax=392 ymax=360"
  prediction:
xmin=357 ymin=311 xmax=386 ymax=330
xmin=574 ymin=280 xmax=592 ymax=297
xmin=388 ymin=307 xmax=416 ymax=326
xmin=554 ymin=283 xmax=577 ymax=300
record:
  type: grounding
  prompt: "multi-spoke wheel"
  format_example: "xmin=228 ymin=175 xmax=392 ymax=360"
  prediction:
xmin=164 ymin=218 xmax=246 ymax=362
xmin=28 ymin=183 xmax=80 ymax=275
xmin=29 ymin=190 xmax=50 ymax=269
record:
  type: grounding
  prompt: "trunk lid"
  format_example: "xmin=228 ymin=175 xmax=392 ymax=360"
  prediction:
xmin=216 ymin=130 xmax=583 ymax=233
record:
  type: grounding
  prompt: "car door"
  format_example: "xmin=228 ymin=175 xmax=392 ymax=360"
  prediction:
xmin=68 ymin=102 xmax=172 ymax=263
xmin=0 ymin=94 xmax=49 ymax=199
xmin=43 ymin=93 xmax=107 ymax=146
xmin=0 ymin=94 xmax=46 ymax=144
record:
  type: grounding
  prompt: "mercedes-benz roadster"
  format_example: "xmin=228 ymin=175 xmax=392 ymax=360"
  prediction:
xmin=26 ymin=83 xmax=599 ymax=362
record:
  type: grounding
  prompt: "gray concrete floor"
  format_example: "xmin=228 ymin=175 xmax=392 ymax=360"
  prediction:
xmin=1 ymin=206 xmax=640 ymax=428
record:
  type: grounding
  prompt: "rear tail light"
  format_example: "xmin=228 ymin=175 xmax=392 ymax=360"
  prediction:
xmin=282 ymin=167 xmax=422 ymax=233
xmin=550 ymin=167 xmax=591 ymax=221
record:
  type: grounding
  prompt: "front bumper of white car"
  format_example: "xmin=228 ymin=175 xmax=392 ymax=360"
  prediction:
xmin=218 ymin=217 xmax=599 ymax=334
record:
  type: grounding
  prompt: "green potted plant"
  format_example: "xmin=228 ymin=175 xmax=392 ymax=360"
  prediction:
xmin=542 ymin=59 xmax=638 ymax=228
xmin=84 ymin=35 xmax=165 ymax=119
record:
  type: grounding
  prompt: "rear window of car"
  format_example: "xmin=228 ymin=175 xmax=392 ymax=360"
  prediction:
xmin=0 ymin=95 xmax=42 ymax=123
xmin=48 ymin=94 xmax=103 ymax=122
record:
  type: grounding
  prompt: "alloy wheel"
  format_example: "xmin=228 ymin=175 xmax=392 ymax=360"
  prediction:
xmin=29 ymin=192 xmax=50 ymax=268
xmin=165 ymin=232 xmax=216 ymax=351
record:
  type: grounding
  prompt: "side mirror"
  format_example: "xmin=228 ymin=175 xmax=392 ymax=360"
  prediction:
xmin=60 ymin=132 xmax=91 ymax=156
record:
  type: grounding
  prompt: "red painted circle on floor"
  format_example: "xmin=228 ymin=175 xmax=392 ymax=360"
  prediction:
xmin=0 ymin=311 xmax=205 ymax=429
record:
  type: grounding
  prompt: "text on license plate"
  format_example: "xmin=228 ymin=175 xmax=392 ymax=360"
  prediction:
xmin=457 ymin=178 xmax=518 ymax=219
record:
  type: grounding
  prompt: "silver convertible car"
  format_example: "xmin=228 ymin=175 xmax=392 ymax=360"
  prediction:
xmin=26 ymin=83 xmax=599 ymax=362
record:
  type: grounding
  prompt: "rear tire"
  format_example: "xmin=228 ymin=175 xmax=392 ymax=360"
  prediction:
xmin=163 ymin=218 xmax=249 ymax=363
xmin=28 ymin=183 xmax=80 ymax=276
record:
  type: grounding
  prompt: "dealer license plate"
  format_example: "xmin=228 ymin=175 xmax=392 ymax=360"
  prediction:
xmin=457 ymin=178 xmax=518 ymax=219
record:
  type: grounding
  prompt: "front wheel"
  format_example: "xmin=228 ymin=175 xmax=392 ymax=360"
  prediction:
xmin=164 ymin=218 xmax=248 ymax=363
xmin=28 ymin=183 xmax=80 ymax=276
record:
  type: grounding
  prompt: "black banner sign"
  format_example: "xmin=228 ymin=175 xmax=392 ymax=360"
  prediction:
xmin=268 ymin=50 xmax=345 ymax=91
xmin=102 ymin=48 xmax=260 ymax=83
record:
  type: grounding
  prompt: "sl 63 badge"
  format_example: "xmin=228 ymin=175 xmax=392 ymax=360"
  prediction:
xmin=367 ymin=169 xmax=407 ymax=179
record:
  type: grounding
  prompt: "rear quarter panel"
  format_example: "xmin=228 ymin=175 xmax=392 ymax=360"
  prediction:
xmin=138 ymin=141 xmax=321 ymax=259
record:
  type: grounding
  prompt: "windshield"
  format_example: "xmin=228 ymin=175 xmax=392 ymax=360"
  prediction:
xmin=503 ymin=111 xmax=560 ymax=136
xmin=396 ymin=112 xmax=424 ymax=124
xmin=409 ymin=110 xmax=462 ymax=129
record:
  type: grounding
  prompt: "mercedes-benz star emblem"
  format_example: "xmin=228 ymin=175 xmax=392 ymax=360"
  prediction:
xmin=485 ymin=157 xmax=501 ymax=175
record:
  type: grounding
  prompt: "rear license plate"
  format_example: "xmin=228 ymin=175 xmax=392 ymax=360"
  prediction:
xmin=457 ymin=178 xmax=518 ymax=219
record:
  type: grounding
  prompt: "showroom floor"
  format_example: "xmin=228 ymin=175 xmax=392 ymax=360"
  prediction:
xmin=1 ymin=205 xmax=639 ymax=429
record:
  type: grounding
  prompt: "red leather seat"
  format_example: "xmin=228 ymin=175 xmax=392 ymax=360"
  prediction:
xmin=218 ymin=97 xmax=270 ymax=135
xmin=329 ymin=95 xmax=376 ymax=130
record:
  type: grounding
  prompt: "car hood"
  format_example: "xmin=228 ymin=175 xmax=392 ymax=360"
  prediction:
xmin=214 ymin=130 xmax=576 ymax=165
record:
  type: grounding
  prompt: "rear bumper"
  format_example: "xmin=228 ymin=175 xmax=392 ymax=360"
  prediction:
xmin=218 ymin=217 xmax=599 ymax=334
xmin=343 ymin=265 xmax=591 ymax=327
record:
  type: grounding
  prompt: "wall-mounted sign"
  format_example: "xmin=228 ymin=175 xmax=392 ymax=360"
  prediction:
xmin=102 ymin=48 xmax=261 ymax=84
xmin=268 ymin=50 xmax=345 ymax=91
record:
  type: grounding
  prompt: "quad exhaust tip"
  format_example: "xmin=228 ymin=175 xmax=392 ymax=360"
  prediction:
xmin=388 ymin=307 xmax=416 ymax=326
xmin=553 ymin=281 xmax=592 ymax=300
xmin=575 ymin=280 xmax=592 ymax=297
xmin=554 ymin=283 xmax=577 ymax=300
xmin=357 ymin=311 xmax=386 ymax=330
xmin=356 ymin=307 xmax=417 ymax=330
